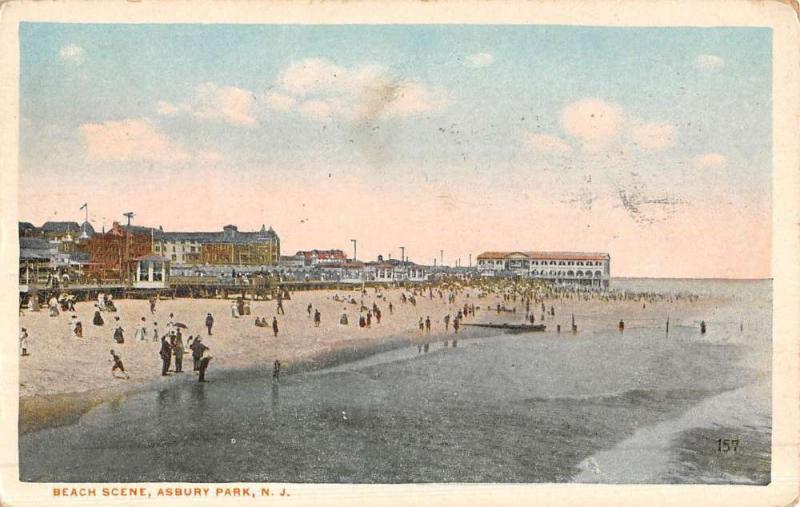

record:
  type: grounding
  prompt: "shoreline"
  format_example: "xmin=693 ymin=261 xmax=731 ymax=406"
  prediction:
xmin=19 ymin=325 xmax=490 ymax=436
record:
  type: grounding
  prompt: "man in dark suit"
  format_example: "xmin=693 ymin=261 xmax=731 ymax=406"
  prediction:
xmin=159 ymin=334 xmax=172 ymax=376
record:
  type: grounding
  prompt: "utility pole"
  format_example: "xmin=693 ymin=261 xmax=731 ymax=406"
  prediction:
xmin=399 ymin=246 xmax=405 ymax=264
xmin=79 ymin=203 xmax=89 ymax=239
xmin=350 ymin=239 xmax=357 ymax=262
xmin=123 ymin=212 xmax=134 ymax=283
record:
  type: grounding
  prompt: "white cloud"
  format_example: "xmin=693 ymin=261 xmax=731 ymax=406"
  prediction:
xmin=298 ymin=100 xmax=333 ymax=120
xmin=156 ymin=101 xmax=183 ymax=116
xmin=630 ymin=122 xmax=676 ymax=150
xmin=274 ymin=58 xmax=446 ymax=122
xmin=278 ymin=58 xmax=387 ymax=97
xmin=522 ymin=132 xmax=572 ymax=154
xmin=363 ymin=81 xmax=447 ymax=119
xmin=561 ymin=98 xmax=624 ymax=151
xmin=59 ymin=44 xmax=85 ymax=64
xmin=80 ymin=119 xmax=190 ymax=164
xmin=157 ymin=83 xmax=256 ymax=126
xmin=692 ymin=153 xmax=728 ymax=168
xmin=192 ymin=83 xmax=256 ymax=126
xmin=263 ymin=92 xmax=296 ymax=112
xmin=694 ymin=54 xmax=725 ymax=71
xmin=465 ymin=52 xmax=494 ymax=68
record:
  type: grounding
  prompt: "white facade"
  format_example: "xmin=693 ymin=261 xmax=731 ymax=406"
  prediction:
xmin=477 ymin=251 xmax=610 ymax=288
xmin=133 ymin=257 xmax=170 ymax=289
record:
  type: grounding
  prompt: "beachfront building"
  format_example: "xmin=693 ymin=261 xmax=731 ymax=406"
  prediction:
xmin=133 ymin=255 xmax=170 ymax=289
xmin=476 ymin=251 xmax=611 ymax=289
xmin=153 ymin=224 xmax=280 ymax=267
xmin=364 ymin=257 xmax=429 ymax=282
xmin=295 ymin=249 xmax=349 ymax=266
xmin=318 ymin=261 xmax=366 ymax=282
xmin=83 ymin=222 xmax=155 ymax=282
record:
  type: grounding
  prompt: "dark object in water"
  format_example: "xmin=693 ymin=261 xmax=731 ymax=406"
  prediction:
xmin=462 ymin=323 xmax=546 ymax=333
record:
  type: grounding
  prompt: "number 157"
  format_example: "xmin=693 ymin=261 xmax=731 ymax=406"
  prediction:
xmin=717 ymin=439 xmax=739 ymax=453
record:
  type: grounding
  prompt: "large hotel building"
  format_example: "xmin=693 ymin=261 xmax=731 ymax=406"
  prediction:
xmin=476 ymin=251 xmax=611 ymax=289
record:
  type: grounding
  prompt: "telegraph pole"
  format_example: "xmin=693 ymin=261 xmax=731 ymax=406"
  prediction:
xmin=123 ymin=212 xmax=134 ymax=283
xmin=350 ymin=239 xmax=357 ymax=262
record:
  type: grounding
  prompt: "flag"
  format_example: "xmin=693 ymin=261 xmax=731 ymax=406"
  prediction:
xmin=79 ymin=203 xmax=87 ymax=210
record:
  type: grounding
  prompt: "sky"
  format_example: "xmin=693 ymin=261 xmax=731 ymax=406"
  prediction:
xmin=18 ymin=23 xmax=772 ymax=278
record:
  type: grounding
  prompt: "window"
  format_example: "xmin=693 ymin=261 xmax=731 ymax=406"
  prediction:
xmin=595 ymin=270 xmax=602 ymax=277
xmin=559 ymin=261 xmax=565 ymax=265
xmin=138 ymin=262 xmax=148 ymax=281
xmin=568 ymin=261 xmax=574 ymax=266
xmin=153 ymin=262 xmax=163 ymax=282
xmin=171 ymin=254 xmax=177 ymax=261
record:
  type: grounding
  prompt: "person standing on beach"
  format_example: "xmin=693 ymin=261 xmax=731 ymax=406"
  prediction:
xmin=389 ymin=302 xmax=393 ymax=314
xmin=307 ymin=303 xmax=313 ymax=318
xmin=48 ymin=296 xmax=59 ymax=317
xmin=134 ymin=317 xmax=147 ymax=341
xmin=173 ymin=332 xmax=185 ymax=373
xmin=618 ymin=319 xmax=625 ymax=332
xmin=110 ymin=349 xmax=129 ymax=379
xmin=314 ymin=309 xmax=321 ymax=327
xmin=205 ymin=313 xmax=214 ymax=335
xmin=277 ymin=296 xmax=285 ymax=315
xmin=272 ymin=359 xmax=281 ymax=382
xmin=69 ymin=315 xmax=81 ymax=338
xmin=272 ymin=317 xmax=279 ymax=337
xmin=112 ymin=317 xmax=125 ymax=344
xmin=444 ymin=314 xmax=450 ymax=331
xmin=425 ymin=316 xmax=431 ymax=334
xmin=20 ymin=328 xmax=30 ymax=357
xmin=152 ymin=322 xmax=160 ymax=342
xmin=453 ymin=317 xmax=460 ymax=334
xmin=159 ymin=334 xmax=173 ymax=376
xmin=93 ymin=306 xmax=104 ymax=326
xmin=189 ymin=336 xmax=206 ymax=371
xmin=198 ymin=347 xmax=212 ymax=382
xmin=419 ymin=318 xmax=424 ymax=334
xmin=231 ymin=300 xmax=239 ymax=318
xmin=149 ymin=296 xmax=157 ymax=314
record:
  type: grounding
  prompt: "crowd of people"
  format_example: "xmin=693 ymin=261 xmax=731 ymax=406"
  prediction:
xmin=19 ymin=278 xmax=719 ymax=391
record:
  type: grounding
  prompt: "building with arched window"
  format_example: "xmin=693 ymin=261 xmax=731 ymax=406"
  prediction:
xmin=476 ymin=250 xmax=610 ymax=289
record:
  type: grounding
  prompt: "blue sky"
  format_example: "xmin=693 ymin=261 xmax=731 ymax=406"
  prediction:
xmin=18 ymin=23 xmax=772 ymax=277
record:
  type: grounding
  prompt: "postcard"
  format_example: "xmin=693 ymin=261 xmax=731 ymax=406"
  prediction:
xmin=0 ymin=1 xmax=798 ymax=506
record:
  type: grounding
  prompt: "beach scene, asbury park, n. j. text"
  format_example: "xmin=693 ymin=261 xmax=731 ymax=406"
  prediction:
xmin=15 ymin=22 xmax=773 ymax=485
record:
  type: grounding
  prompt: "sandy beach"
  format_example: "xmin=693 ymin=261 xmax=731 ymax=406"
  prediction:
xmin=19 ymin=281 xmax=769 ymax=433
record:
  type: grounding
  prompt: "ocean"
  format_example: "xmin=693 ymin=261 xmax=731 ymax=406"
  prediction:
xmin=19 ymin=279 xmax=772 ymax=484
